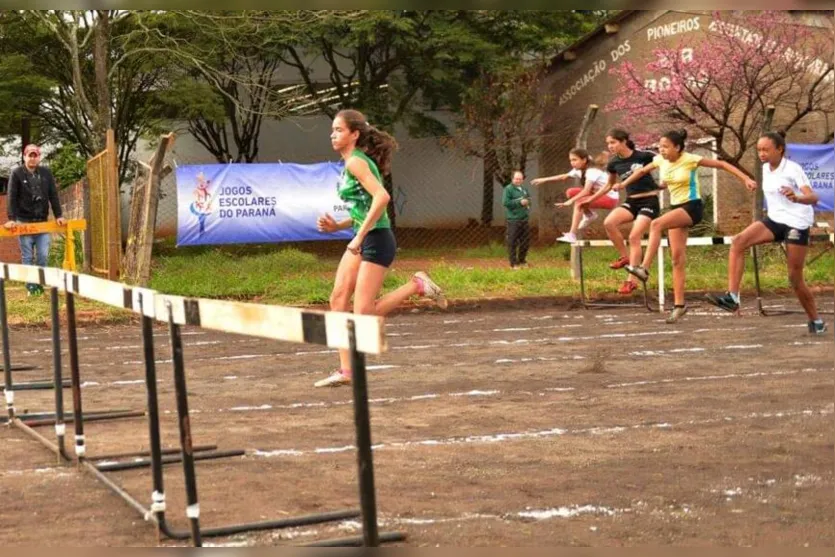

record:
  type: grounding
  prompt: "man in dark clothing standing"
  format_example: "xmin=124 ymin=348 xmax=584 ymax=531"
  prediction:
xmin=502 ymin=170 xmax=531 ymax=269
xmin=4 ymin=144 xmax=65 ymax=295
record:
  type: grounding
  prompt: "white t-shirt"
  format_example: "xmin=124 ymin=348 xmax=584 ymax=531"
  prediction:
xmin=762 ymin=158 xmax=814 ymax=230
xmin=568 ymin=167 xmax=618 ymax=199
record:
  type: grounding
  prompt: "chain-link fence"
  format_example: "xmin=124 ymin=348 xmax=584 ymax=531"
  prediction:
xmin=131 ymin=127 xmax=796 ymax=254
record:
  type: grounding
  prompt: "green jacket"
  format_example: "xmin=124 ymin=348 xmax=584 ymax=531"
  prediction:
xmin=502 ymin=184 xmax=531 ymax=221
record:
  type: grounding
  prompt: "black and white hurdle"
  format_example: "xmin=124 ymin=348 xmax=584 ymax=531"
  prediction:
xmin=0 ymin=262 xmax=405 ymax=547
xmin=572 ymin=231 xmax=835 ymax=314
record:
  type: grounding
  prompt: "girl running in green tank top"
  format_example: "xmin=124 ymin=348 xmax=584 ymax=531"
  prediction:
xmin=313 ymin=109 xmax=447 ymax=388
xmin=338 ymin=148 xmax=391 ymax=232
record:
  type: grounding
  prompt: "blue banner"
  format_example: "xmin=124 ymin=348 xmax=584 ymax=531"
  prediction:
xmin=786 ymin=143 xmax=834 ymax=212
xmin=176 ymin=162 xmax=353 ymax=246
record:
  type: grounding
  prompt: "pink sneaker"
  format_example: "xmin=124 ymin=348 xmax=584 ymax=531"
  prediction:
xmin=413 ymin=271 xmax=448 ymax=309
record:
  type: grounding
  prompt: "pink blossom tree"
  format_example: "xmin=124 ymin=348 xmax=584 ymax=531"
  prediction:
xmin=608 ymin=11 xmax=834 ymax=174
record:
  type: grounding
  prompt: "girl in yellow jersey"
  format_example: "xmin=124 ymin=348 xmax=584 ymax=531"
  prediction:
xmin=616 ymin=129 xmax=756 ymax=323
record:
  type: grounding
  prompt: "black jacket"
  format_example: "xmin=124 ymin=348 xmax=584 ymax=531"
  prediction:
xmin=6 ymin=165 xmax=62 ymax=222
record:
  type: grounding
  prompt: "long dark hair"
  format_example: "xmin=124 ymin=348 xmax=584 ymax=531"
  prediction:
xmin=760 ymin=129 xmax=787 ymax=155
xmin=569 ymin=147 xmax=591 ymax=184
xmin=607 ymin=128 xmax=636 ymax=150
xmin=336 ymin=109 xmax=399 ymax=176
xmin=662 ymin=128 xmax=688 ymax=152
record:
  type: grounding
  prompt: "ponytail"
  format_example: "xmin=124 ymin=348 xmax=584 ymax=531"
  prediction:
xmin=336 ymin=109 xmax=399 ymax=176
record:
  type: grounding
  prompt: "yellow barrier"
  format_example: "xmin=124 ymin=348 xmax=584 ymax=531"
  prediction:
xmin=0 ymin=219 xmax=87 ymax=272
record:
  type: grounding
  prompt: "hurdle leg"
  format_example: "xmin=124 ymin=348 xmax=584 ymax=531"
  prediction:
xmin=66 ymin=286 xmax=86 ymax=461
xmin=752 ymin=245 xmax=766 ymax=316
xmin=1 ymin=278 xmax=15 ymax=421
xmin=657 ymin=237 xmax=665 ymax=313
xmin=167 ymin=305 xmax=203 ymax=547
xmin=141 ymin=295 xmax=167 ymax=543
xmin=348 ymin=320 xmax=379 ymax=547
xmin=578 ymin=245 xmax=591 ymax=309
xmin=50 ymin=286 xmax=68 ymax=461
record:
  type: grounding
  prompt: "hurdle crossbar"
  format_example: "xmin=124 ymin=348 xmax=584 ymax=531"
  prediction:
xmin=0 ymin=263 xmax=401 ymax=547
xmin=752 ymin=227 xmax=835 ymax=317
xmin=574 ymin=232 xmax=834 ymax=315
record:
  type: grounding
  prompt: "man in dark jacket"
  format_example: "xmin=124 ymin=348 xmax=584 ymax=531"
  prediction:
xmin=4 ymin=144 xmax=65 ymax=295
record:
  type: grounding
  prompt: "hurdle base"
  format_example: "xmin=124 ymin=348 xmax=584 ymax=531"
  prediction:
xmin=96 ymin=449 xmax=245 ymax=472
xmin=0 ymin=409 xmax=138 ymax=426
xmin=2 ymin=380 xmax=71 ymax=392
xmin=302 ymin=531 xmax=407 ymax=547
xmin=23 ymin=410 xmax=145 ymax=428
xmin=11 ymin=418 xmax=71 ymax=461
xmin=88 ymin=445 xmax=218 ymax=462
xmin=161 ymin=508 xmax=364 ymax=541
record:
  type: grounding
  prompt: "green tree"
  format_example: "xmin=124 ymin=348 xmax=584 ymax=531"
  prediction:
xmin=0 ymin=10 xmax=174 ymax=185
xmin=429 ymin=11 xmax=602 ymax=225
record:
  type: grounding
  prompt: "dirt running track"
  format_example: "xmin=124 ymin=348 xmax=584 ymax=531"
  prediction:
xmin=0 ymin=301 xmax=832 ymax=546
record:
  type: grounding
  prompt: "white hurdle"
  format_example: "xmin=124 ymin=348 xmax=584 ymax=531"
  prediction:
xmin=573 ymin=230 xmax=835 ymax=313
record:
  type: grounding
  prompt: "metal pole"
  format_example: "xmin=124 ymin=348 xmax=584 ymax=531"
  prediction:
xmin=1 ymin=279 xmax=14 ymax=421
xmin=752 ymin=245 xmax=765 ymax=315
xmin=140 ymin=295 xmax=167 ymax=542
xmin=754 ymin=106 xmax=775 ymax=223
xmin=50 ymin=287 xmax=67 ymax=461
xmin=348 ymin=320 xmax=379 ymax=547
xmin=168 ymin=305 xmax=202 ymax=547
xmin=712 ymin=138 xmax=719 ymax=226
xmin=578 ymin=245 xmax=589 ymax=309
xmin=657 ymin=195 xmax=667 ymax=312
xmin=96 ymin=449 xmax=244 ymax=473
xmin=65 ymin=286 xmax=85 ymax=461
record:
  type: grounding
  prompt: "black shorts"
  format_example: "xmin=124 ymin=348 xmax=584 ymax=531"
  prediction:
xmin=621 ymin=196 xmax=660 ymax=220
xmin=670 ymin=199 xmax=704 ymax=227
xmin=762 ymin=217 xmax=810 ymax=246
xmin=361 ymin=228 xmax=397 ymax=267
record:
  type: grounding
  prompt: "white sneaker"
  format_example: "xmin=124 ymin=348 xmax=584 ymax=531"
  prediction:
xmin=557 ymin=232 xmax=578 ymax=243
xmin=314 ymin=371 xmax=351 ymax=388
xmin=578 ymin=211 xmax=598 ymax=230
xmin=413 ymin=271 xmax=448 ymax=309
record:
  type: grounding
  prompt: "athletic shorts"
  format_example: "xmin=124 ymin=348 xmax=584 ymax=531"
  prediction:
xmin=761 ymin=217 xmax=810 ymax=246
xmin=621 ymin=196 xmax=660 ymax=220
xmin=361 ymin=228 xmax=397 ymax=267
xmin=670 ymin=199 xmax=704 ymax=227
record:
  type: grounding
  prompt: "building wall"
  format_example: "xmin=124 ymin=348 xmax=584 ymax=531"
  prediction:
xmin=538 ymin=10 xmax=834 ymax=240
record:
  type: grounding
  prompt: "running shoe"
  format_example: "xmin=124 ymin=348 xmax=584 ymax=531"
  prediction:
xmin=609 ymin=256 xmax=629 ymax=270
xmin=665 ymin=305 xmax=688 ymax=324
xmin=704 ymin=292 xmax=740 ymax=313
xmin=808 ymin=320 xmax=828 ymax=335
xmin=413 ymin=271 xmax=448 ymax=309
xmin=578 ymin=211 xmax=598 ymax=230
xmin=618 ymin=280 xmax=638 ymax=295
xmin=314 ymin=370 xmax=351 ymax=388
xmin=625 ymin=264 xmax=649 ymax=283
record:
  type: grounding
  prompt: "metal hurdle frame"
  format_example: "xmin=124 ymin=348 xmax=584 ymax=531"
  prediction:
xmin=575 ymin=236 xmax=745 ymax=313
xmin=575 ymin=232 xmax=834 ymax=317
xmin=0 ymin=263 xmax=405 ymax=547
xmin=751 ymin=226 xmax=835 ymax=317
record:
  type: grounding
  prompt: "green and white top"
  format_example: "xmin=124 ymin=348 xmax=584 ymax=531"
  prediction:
xmin=337 ymin=148 xmax=391 ymax=232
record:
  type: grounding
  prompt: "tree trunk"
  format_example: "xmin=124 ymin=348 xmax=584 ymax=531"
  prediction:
xmin=21 ymin=117 xmax=31 ymax=162
xmin=93 ymin=10 xmax=111 ymax=148
xmin=482 ymin=133 xmax=498 ymax=227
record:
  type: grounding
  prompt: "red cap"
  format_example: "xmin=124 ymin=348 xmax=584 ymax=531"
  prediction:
xmin=23 ymin=144 xmax=41 ymax=156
